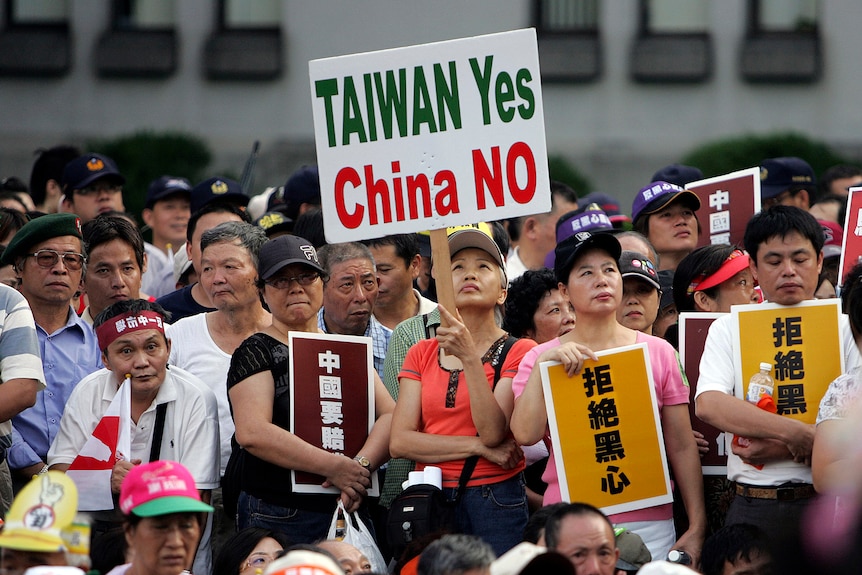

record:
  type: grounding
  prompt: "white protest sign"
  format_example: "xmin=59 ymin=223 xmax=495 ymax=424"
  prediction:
xmin=309 ymin=28 xmax=550 ymax=243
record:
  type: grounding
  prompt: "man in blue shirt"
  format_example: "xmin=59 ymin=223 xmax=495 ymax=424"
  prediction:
xmin=0 ymin=213 xmax=102 ymax=484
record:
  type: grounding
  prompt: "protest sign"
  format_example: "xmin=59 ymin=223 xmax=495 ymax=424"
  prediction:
xmin=541 ymin=343 xmax=672 ymax=515
xmin=289 ymin=332 xmax=378 ymax=496
xmin=679 ymin=312 xmax=727 ymax=475
xmin=309 ymin=28 xmax=550 ymax=244
xmin=688 ymin=167 xmax=760 ymax=249
xmin=732 ymin=299 xmax=844 ymax=425
xmin=839 ymin=187 xmax=862 ymax=287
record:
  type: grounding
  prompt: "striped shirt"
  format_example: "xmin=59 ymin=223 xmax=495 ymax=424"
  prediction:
xmin=0 ymin=285 xmax=46 ymax=452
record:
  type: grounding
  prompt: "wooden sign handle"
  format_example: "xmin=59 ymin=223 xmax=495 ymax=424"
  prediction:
xmin=429 ymin=228 xmax=454 ymax=327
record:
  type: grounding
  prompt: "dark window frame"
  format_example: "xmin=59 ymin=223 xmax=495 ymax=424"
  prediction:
xmin=629 ymin=0 xmax=713 ymax=84
xmin=533 ymin=0 xmax=602 ymax=83
xmin=740 ymin=0 xmax=821 ymax=83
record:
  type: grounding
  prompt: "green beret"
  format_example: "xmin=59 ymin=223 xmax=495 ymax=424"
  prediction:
xmin=1 ymin=213 xmax=84 ymax=266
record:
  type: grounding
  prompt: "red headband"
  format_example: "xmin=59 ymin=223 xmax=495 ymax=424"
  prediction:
xmin=687 ymin=249 xmax=750 ymax=296
xmin=96 ymin=311 xmax=166 ymax=350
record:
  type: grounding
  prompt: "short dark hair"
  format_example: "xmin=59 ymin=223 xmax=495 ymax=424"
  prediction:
xmin=292 ymin=207 xmax=327 ymax=249
xmin=94 ymin=299 xmax=171 ymax=332
xmin=489 ymin=220 xmax=511 ymax=259
xmin=186 ymin=202 xmax=251 ymax=244
xmin=82 ymin=214 xmax=146 ymax=269
xmin=701 ymin=523 xmax=771 ymax=575
xmin=0 ymin=208 xmax=29 ymax=243
xmin=551 ymin=180 xmax=579 ymax=207
xmin=503 ymin=268 xmax=559 ymax=338
xmin=673 ymin=244 xmax=738 ymax=312
xmin=615 ymin=230 xmax=660 ymax=268
xmin=363 ymin=233 xmax=420 ymax=267
xmin=214 ymin=528 xmax=292 ymax=575
xmin=0 ymin=192 xmax=28 ymax=214
xmin=819 ymin=163 xmax=862 ymax=197
xmin=523 ymin=502 xmax=569 ymax=544
xmin=544 ymin=502 xmax=615 ymax=551
xmin=28 ymin=145 xmax=80 ymax=207
xmin=743 ymin=205 xmax=824 ymax=263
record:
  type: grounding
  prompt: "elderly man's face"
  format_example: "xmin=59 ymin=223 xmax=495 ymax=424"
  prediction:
xmin=102 ymin=329 xmax=171 ymax=399
xmin=322 ymin=257 xmax=378 ymax=336
xmin=554 ymin=514 xmax=619 ymax=575
xmin=16 ymin=235 xmax=85 ymax=309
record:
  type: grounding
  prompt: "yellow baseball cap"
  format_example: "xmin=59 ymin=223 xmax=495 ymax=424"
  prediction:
xmin=0 ymin=472 xmax=78 ymax=552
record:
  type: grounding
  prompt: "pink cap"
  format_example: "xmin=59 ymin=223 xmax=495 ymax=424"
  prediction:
xmin=119 ymin=460 xmax=213 ymax=517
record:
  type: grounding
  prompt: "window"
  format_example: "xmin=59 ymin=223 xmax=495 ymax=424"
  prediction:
xmin=113 ymin=0 xmax=175 ymax=29
xmin=630 ymin=0 xmax=712 ymax=83
xmin=741 ymin=0 xmax=821 ymax=83
xmin=8 ymin=0 xmax=68 ymax=25
xmin=0 ymin=0 xmax=70 ymax=76
xmin=534 ymin=0 xmax=602 ymax=82
xmin=204 ymin=0 xmax=283 ymax=81
xmin=95 ymin=0 xmax=178 ymax=78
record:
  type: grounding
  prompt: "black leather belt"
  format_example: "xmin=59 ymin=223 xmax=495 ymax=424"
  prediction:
xmin=735 ymin=482 xmax=816 ymax=501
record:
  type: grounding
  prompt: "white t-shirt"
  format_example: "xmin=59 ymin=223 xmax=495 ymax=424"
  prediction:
xmin=142 ymin=242 xmax=177 ymax=299
xmin=167 ymin=313 xmax=233 ymax=476
xmin=695 ymin=311 xmax=861 ymax=486
xmin=505 ymin=247 xmax=528 ymax=281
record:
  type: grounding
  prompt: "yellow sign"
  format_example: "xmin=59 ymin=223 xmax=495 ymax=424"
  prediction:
xmin=541 ymin=343 xmax=672 ymax=515
xmin=734 ymin=299 xmax=844 ymax=425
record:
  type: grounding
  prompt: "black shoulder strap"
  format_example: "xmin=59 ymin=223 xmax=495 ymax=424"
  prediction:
xmin=149 ymin=402 xmax=168 ymax=462
xmin=454 ymin=336 xmax=518 ymax=501
xmin=492 ymin=336 xmax=518 ymax=390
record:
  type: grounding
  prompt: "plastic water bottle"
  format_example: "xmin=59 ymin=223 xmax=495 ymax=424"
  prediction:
xmin=335 ymin=508 xmax=347 ymax=540
xmin=746 ymin=362 xmax=776 ymax=411
xmin=667 ymin=550 xmax=692 ymax=565
xmin=734 ymin=362 xmax=777 ymax=469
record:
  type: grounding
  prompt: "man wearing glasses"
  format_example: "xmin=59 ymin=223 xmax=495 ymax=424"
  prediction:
xmin=0 ymin=213 xmax=102 ymax=486
xmin=60 ymin=153 xmax=126 ymax=223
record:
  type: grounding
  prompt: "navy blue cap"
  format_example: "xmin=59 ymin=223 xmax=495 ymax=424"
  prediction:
xmin=255 ymin=211 xmax=294 ymax=237
xmin=658 ymin=269 xmax=675 ymax=310
xmin=190 ymin=177 xmax=249 ymax=214
xmin=760 ymin=157 xmax=816 ymax=200
xmin=62 ymin=153 xmax=125 ymax=192
xmin=651 ymin=164 xmax=703 ymax=187
xmin=145 ymin=176 xmax=191 ymax=209
xmin=554 ymin=230 xmax=621 ymax=284
xmin=269 ymin=166 xmax=321 ymax=219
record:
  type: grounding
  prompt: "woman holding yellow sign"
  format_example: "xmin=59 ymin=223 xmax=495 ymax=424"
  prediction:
xmin=510 ymin=231 xmax=706 ymax=565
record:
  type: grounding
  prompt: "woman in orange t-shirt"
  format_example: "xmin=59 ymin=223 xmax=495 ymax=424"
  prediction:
xmin=390 ymin=226 xmax=535 ymax=556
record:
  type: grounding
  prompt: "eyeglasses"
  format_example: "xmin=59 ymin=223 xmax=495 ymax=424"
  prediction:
xmin=265 ymin=272 xmax=320 ymax=289
xmin=242 ymin=552 xmax=280 ymax=572
xmin=78 ymin=182 xmax=122 ymax=196
xmin=26 ymin=249 xmax=86 ymax=270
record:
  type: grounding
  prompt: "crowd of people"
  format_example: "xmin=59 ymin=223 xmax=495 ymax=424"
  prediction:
xmin=0 ymin=147 xmax=860 ymax=575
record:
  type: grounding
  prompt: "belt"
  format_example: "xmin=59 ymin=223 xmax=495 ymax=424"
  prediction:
xmin=735 ymin=483 xmax=816 ymax=501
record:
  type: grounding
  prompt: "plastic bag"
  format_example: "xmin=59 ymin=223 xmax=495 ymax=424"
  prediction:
xmin=326 ymin=500 xmax=387 ymax=573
